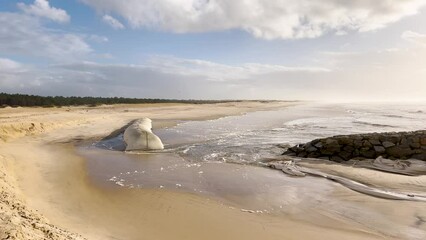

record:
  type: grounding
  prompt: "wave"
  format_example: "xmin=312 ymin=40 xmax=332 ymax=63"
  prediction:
xmin=352 ymin=120 xmax=395 ymax=128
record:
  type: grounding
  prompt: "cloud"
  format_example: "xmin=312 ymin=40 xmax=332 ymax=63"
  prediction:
xmin=17 ymin=0 xmax=70 ymax=23
xmin=0 ymin=58 xmax=23 ymax=72
xmin=402 ymin=31 xmax=426 ymax=46
xmin=102 ymin=14 xmax=125 ymax=29
xmin=88 ymin=34 xmax=109 ymax=43
xmin=0 ymin=58 xmax=42 ymax=89
xmin=0 ymin=56 xmax=333 ymax=99
xmin=0 ymin=13 xmax=91 ymax=60
xmin=80 ymin=0 xmax=426 ymax=39
xmin=147 ymin=56 xmax=330 ymax=81
xmin=3 ymin=47 xmax=426 ymax=101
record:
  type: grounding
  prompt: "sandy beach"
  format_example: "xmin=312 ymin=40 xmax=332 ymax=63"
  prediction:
xmin=0 ymin=101 xmax=416 ymax=240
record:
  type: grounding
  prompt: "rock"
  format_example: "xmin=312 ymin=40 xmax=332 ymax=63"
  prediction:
xmin=410 ymin=142 xmax=421 ymax=149
xmin=363 ymin=140 xmax=373 ymax=148
xmin=283 ymin=151 xmax=296 ymax=156
xmin=369 ymin=139 xmax=381 ymax=146
xmin=297 ymin=152 xmax=307 ymax=158
xmin=400 ymin=137 xmax=409 ymax=145
xmin=314 ymin=142 xmax=323 ymax=148
xmin=412 ymin=136 xmax=420 ymax=143
xmin=359 ymin=148 xmax=376 ymax=159
xmin=343 ymin=145 xmax=354 ymax=152
xmin=382 ymin=141 xmax=395 ymax=148
xmin=306 ymin=146 xmax=318 ymax=152
xmin=386 ymin=146 xmax=414 ymax=159
xmin=325 ymin=139 xmax=338 ymax=145
xmin=412 ymin=153 xmax=426 ymax=161
xmin=321 ymin=139 xmax=341 ymax=155
xmin=373 ymin=146 xmax=386 ymax=154
xmin=330 ymin=156 xmax=344 ymax=163
xmin=289 ymin=146 xmax=303 ymax=153
xmin=307 ymin=152 xmax=321 ymax=158
xmin=282 ymin=130 xmax=425 ymax=162
xmin=336 ymin=136 xmax=353 ymax=145
xmin=338 ymin=151 xmax=352 ymax=160
xmin=379 ymin=135 xmax=400 ymax=144
xmin=353 ymin=139 xmax=363 ymax=148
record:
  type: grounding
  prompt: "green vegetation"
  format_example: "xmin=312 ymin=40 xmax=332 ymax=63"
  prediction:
xmin=0 ymin=93 xmax=239 ymax=107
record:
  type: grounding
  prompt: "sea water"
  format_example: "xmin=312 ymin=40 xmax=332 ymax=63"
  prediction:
xmin=85 ymin=102 xmax=426 ymax=192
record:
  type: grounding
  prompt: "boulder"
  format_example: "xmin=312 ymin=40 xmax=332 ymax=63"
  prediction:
xmin=382 ymin=141 xmax=395 ymax=148
xmin=412 ymin=153 xmax=426 ymax=161
xmin=359 ymin=148 xmax=376 ymax=159
xmin=330 ymin=156 xmax=344 ymax=163
xmin=386 ymin=146 xmax=414 ymax=159
xmin=306 ymin=146 xmax=318 ymax=152
xmin=369 ymin=139 xmax=381 ymax=146
xmin=282 ymin=130 xmax=425 ymax=162
xmin=373 ymin=146 xmax=386 ymax=154
xmin=338 ymin=151 xmax=352 ymax=161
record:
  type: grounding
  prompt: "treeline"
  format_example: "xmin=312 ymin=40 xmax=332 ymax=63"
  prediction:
xmin=0 ymin=93 xmax=237 ymax=107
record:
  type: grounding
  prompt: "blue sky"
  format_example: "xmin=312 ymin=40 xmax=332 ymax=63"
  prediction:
xmin=1 ymin=0 xmax=426 ymax=101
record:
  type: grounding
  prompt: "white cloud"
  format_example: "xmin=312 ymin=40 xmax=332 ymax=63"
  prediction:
xmin=18 ymin=0 xmax=70 ymax=23
xmin=0 ymin=56 xmax=332 ymax=98
xmin=0 ymin=58 xmax=39 ymax=89
xmin=102 ymin=14 xmax=125 ymax=29
xmin=81 ymin=0 xmax=426 ymax=39
xmin=146 ymin=56 xmax=330 ymax=81
xmin=0 ymin=58 xmax=23 ymax=72
xmin=88 ymin=34 xmax=109 ymax=43
xmin=0 ymin=13 xmax=91 ymax=60
xmin=401 ymin=31 xmax=426 ymax=46
xmin=3 ymin=47 xmax=426 ymax=101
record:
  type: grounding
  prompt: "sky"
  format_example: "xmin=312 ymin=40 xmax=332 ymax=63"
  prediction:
xmin=0 ymin=0 xmax=426 ymax=101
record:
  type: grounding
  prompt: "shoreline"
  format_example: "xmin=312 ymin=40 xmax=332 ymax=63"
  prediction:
xmin=0 ymin=101 xmax=388 ymax=240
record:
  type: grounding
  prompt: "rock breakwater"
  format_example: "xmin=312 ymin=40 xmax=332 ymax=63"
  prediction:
xmin=284 ymin=130 xmax=426 ymax=161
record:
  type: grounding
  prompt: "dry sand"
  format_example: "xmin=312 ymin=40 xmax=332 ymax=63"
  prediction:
xmin=0 ymin=101 xmax=387 ymax=240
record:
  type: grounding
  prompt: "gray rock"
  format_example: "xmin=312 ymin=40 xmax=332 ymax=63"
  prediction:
xmin=382 ymin=141 xmax=395 ymax=148
xmin=314 ymin=142 xmax=323 ymax=148
xmin=306 ymin=146 xmax=318 ymax=152
xmin=369 ymin=139 xmax=381 ymax=146
xmin=374 ymin=146 xmax=386 ymax=154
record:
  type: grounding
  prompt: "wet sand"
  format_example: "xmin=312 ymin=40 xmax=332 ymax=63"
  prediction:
xmin=2 ymin=141 xmax=383 ymax=240
xmin=0 ymin=101 xmax=410 ymax=239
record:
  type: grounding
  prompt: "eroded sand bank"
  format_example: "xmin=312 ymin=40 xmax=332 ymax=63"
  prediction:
xmin=0 ymin=102 xmax=404 ymax=239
